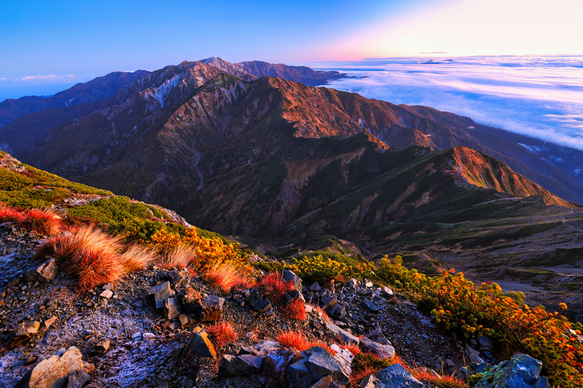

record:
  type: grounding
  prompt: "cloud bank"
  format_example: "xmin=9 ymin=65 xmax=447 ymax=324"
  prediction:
xmin=320 ymin=55 xmax=583 ymax=150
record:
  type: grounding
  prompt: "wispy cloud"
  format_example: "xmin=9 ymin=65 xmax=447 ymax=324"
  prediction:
xmin=20 ymin=74 xmax=78 ymax=82
xmin=323 ymin=55 xmax=583 ymax=150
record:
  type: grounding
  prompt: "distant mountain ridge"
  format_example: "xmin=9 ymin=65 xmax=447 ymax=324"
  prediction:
xmin=0 ymin=58 xmax=581 ymax=234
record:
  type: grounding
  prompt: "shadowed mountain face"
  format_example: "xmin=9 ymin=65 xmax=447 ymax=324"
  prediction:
xmin=0 ymin=58 xmax=580 ymax=247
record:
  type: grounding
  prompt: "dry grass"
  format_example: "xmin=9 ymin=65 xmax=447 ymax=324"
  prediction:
xmin=206 ymin=321 xmax=238 ymax=348
xmin=282 ymin=298 xmax=307 ymax=321
xmin=260 ymin=272 xmax=294 ymax=306
xmin=161 ymin=245 xmax=196 ymax=270
xmin=120 ymin=244 xmax=157 ymax=272
xmin=203 ymin=262 xmax=249 ymax=292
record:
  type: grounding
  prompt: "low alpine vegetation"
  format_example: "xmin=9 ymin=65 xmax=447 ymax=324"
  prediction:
xmin=206 ymin=321 xmax=238 ymax=348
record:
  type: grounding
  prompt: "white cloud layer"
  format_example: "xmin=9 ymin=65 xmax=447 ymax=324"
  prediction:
xmin=320 ymin=55 xmax=583 ymax=150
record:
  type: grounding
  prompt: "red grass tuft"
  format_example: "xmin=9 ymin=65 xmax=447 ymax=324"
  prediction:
xmin=0 ymin=206 xmax=25 ymax=224
xmin=161 ymin=245 xmax=195 ymax=270
xmin=276 ymin=331 xmax=335 ymax=355
xmin=276 ymin=331 xmax=312 ymax=352
xmin=21 ymin=208 xmax=61 ymax=235
xmin=282 ymin=298 xmax=307 ymax=321
xmin=260 ymin=272 xmax=294 ymax=306
xmin=206 ymin=321 xmax=238 ymax=348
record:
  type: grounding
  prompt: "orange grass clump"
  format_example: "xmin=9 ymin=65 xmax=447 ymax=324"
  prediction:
xmin=206 ymin=321 xmax=238 ymax=348
xmin=340 ymin=344 xmax=361 ymax=356
xmin=203 ymin=263 xmax=249 ymax=292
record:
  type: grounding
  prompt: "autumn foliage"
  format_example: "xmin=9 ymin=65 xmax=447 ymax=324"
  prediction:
xmin=206 ymin=321 xmax=238 ymax=348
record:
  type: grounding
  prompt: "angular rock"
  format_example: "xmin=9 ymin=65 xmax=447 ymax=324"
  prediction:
xmin=149 ymin=281 xmax=175 ymax=309
xmin=360 ymin=338 xmax=395 ymax=359
xmin=44 ymin=316 xmax=57 ymax=329
xmin=219 ymin=354 xmax=264 ymax=376
xmin=99 ymin=289 xmax=113 ymax=299
xmin=365 ymin=328 xmax=391 ymax=346
xmin=376 ymin=363 xmax=425 ymax=388
xmin=15 ymin=321 xmax=40 ymax=338
xmin=325 ymin=321 xmax=359 ymax=345
xmin=465 ymin=344 xmax=486 ymax=372
xmin=201 ymin=295 xmax=224 ymax=322
xmin=178 ymin=314 xmax=189 ymax=327
xmin=143 ymin=333 xmax=156 ymax=340
xmin=248 ymin=288 xmax=272 ymax=313
xmin=180 ymin=287 xmax=203 ymax=318
xmin=184 ymin=331 xmax=217 ymax=359
xmin=319 ymin=289 xmax=337 ymax=310
xmin=346 ymin=279 xmax=359 ymax=290
xmin=472 ymin=354 xmax=548 ymax=388
xmin=284 ymin=289 xmax=304 ymax=308
xmin=23 ymin=258 xmax=58 ymax=283
xmin=67 ymin=369 xmax=91 ymax=388
xmin=310 ymin=282 xmax=322 ymax=291
xmin=167 ymin=270 xmax=185 ymax=286
xmin=283 ymin=270 xmax=303 ymax=291
xmin=96 ymin=339 xmax=110 ymax=353
xmin=362 ymin=299 xmax=379 ymax=313
xmin=163 ymin=297 xmax=180 ymax=320
xmin=287 ymin=357 xmax=313 ymax=388
xmin=300 ymin=346 xmax=351 ymax=387
xmin=360 ymin=374 xmax=379 ymax=388
xmin=17 ymin=346 xmax=93 ymax=388
xmin=328 ymin=303 xmax=346 ymax=320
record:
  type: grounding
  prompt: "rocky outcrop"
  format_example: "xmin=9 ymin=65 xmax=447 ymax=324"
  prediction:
xmin=15 ymin=346 xmax=94 ymax=388
xmin=472 ymin=354 xmax=548 ymax=388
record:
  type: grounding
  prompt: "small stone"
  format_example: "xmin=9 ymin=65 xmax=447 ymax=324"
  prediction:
xmin=376 ymin=363 xmax=424 ymax=388
xmin=282 ymin=270 xmax=302 ymax=291
xmin=67 ymin=369 xmax=91 ymax=388
xmin=96 ymin=339 xmax=110 ymax=352
xmin=132 ymin=332 xmax=142 ymax=340
xmin=149 ymin=281 xmax=175 ymax=309
xmin=382 ymin=286 xmax=393 ymax=296
xmin=319 ymin=289 xmax=337 ymax=310
xmin=99 ymin=289 xmax=113 ymax=299
xmin=364 ymin=279 xmax=374 ymax=288
xmin=219 ymin=354 xmax=264 ymax=376
xmin=179 ymin=314 xmax=189 ymax=326
xmin=25 ymin=355 xmax=38 ymax=366
xmin=14 ymin=321 xmax=40 ymax=337
xmin=325 ymin=321 xmax=359 ymax=345
xmin=360 ymin=338 xmax=395 ymax=359
xmin=44 ymin=316 xmax=57 ymax=329
xmin=143 ymin=333 xmax=156 ymax=340
xmin=164 ymin=297 xmax=180 ymax=320
xmin=23 ymin=258 xmax=58 ymax=283
xmin=248 ymin=289 xmax=272 ymax=313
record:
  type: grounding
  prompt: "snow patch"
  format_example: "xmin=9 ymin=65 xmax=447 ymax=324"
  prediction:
xmin=147 ymin=74 xmax=183 ymax=108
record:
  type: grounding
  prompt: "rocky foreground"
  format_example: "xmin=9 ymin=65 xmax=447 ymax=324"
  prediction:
xmin=0 ymin=223 xmax=552 ymax=388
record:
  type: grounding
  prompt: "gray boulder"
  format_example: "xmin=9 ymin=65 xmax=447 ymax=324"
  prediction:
xmin=149 ymin=281 xmax=175 ymax=309
xmin=375 ymin=363 xmax=425 ymax=388
xmin=325 ymin=321 xmax=359 ymax=345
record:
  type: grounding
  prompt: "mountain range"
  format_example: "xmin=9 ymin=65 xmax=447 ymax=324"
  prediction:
xmin=1 ymin=57 xmax=583 ymax=318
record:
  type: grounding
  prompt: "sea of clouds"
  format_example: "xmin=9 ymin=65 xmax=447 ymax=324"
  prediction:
xmin=316 ymin=55 xmax=583 ymax=150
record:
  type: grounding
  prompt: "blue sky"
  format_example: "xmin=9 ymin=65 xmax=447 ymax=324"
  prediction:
xmin=2 ymin=0 xmax=582 ymax=100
